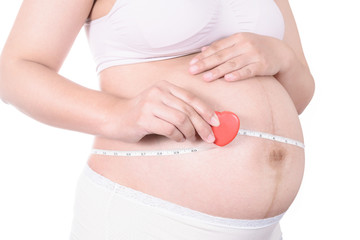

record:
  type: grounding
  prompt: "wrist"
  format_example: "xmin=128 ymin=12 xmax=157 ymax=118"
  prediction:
xmin=279 ymin=43 xmax=298 ymax=75
xmin=99 ymin=96 xmax=133 ymax=141
xmin=274 ymin=46 xmax=314 ymax=114
xmin=101 ymin=95 xmax=148 ymax=142
xmin=276 ymin=44 xmax=307 ymax=81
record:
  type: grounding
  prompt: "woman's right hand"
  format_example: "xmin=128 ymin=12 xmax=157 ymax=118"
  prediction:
xmin=107 ymin=80 xmax=220 ymax=143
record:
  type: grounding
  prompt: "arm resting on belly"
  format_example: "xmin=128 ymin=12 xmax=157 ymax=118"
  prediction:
xmin=274 ymin=0 xmax=315 ymax=115
xmin=274 ymin=48 xmax=314 ymax=115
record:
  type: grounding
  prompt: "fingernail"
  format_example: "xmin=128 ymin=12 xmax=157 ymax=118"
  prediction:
xmin=211 ymin=114 xmax=220 ymax=126
xmin=207 ymin=133 xmax=215 ymax=143
xmin=225 ymin=73 xmax=235 ymax=81
xmin=189 ymin=65 xmax=199 ymax=74
xmin=190 ymin=58 xmax=198 ymax=65
xmin=203 ymin=72 xmax=213 ymax=81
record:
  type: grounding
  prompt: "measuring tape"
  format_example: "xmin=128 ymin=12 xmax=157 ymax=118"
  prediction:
xmin=91 ymin=129 xmax=304 ymax=157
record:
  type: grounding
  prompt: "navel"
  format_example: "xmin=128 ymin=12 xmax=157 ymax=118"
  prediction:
xmin=268 ymin=147 xmax=287 ymax=167
xmin=264 ymin=147 xmax=288 ymax=217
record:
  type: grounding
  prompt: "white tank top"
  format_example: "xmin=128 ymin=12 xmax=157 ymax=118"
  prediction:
xmin=85 ymin=0 xmax=285 ymax=74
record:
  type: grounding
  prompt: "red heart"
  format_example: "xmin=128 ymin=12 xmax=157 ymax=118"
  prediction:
xmin=212 ymin=111 xmax=240 ymax=147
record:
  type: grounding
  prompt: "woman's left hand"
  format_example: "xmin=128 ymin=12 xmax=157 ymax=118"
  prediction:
xmin=188 ymin=32 xmax=293 ymax=82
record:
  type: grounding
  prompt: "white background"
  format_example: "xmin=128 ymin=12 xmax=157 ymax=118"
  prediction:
xmin=0 ymin=0 xmax=359 ymax=239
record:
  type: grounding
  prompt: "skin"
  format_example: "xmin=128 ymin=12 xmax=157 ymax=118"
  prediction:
xmin=0 ymin=0 xmax=314 ymax=219
xmin=188 ymin=0 xmax=314 ymax=114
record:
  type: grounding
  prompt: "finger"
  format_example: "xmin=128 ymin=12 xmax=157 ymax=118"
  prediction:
xmin=161 ymin=93 xmax=215 ymax=143
xmin=189 ymin=44 xmax=236 ymax=74
xmin=190 ymin=34 xmax=241 ymax=65
xmin=202 ymin=54 xmax=254 ymax=82
xmin=188 ymin=110 xmax=216 ymax=143
xmin=201 ymin=46 xmax=209 ymax=52
xmin=153 ymin=103 xmax=196 ymax=141
xmin=150 ymin=106 xmax=187 ymax=142
xmin=190 ymin=46 xmax=245 ymax=77
xmin=168 ymin=84 xmax=220 ymax=127
xmin=188 ymin=45 xmax=209 ymax=64
xmin=224 ymin=63 xmax=260 ymax=81
xmin=157 ymin=97 xmax=197 ymax=141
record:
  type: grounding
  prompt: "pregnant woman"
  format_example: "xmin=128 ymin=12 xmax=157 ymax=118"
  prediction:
xmin=0 ymin=0 xmax=314 ymax=239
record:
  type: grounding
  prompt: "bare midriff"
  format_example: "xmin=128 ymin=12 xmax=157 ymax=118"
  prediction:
xmin=88 ymin=53 xmax=305 ymax=220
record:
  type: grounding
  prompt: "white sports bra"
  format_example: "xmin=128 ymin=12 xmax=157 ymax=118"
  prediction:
xmin=85 ymin=0 xmax=285 ymax=74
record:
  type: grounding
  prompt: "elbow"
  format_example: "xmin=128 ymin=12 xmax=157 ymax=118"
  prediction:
xmin=297 ymin=73 xmax=315 ymax=115
xmin=0 ymin=54 xmax=20 ymax=105
xmin=0 ymin=56 xmax=9 ymax=104
xmin=0 ymin=54 xmax=16 ymax=105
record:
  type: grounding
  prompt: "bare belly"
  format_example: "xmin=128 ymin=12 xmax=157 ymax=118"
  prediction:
xmin=88 ymin=53 xmax=305 ymax=220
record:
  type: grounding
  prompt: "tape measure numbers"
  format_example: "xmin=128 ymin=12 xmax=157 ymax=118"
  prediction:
xmin=91 ymin=129 xmax=305 ymax=157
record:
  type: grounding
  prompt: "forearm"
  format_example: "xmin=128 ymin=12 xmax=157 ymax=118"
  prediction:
xmin=275 ymin=48 xmax=315 ymax=115
xmin=0 ymin=58 xmax=128 ymax=138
